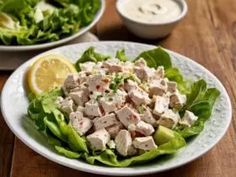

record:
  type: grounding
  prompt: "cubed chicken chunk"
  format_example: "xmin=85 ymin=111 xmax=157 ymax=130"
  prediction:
xmin=124 ymin=79 xmax=138 ymax=92
xmin=58 ymin=97 xmax=74 ymax=114
xmin=136 ymin=121 xmax=155 ymax=136
xmin=179 ymin=110 xmax=198 ymax=127
xmin=140 ymin=107 xmax=157 ymax=126
xmin=134 ymin=58 xmax=147 ymax=67
xmin=87 ymin=128 xmax=110 ymax=151
xmin=99 ymin=90 xmax=126 ymax=114
xmin=116 ymin=106 xmax=141 ymax=127
xmin=87 ymin=74 xmax=110 ymax=92
xmin=69 ymin=88 xmax=89 ymax=106
xmin=69 ymin=111 xmax=83 ymax=120
xmin=106 ymin=122 xmax=123 ymax=138
xmin=134 ymin=66 xmax=155 ymax=81
xmin=102 ymin=58 xmax=123 ymax=73
xmin=63 ymin=74 xmax=79 ymax=91
xmin=84 ymin=100 xmax=102 ymax=117
xmin=169 ymin=91 xmax=186 ymax=109
xmin=115 ymin=130 xmax=133 ymax=156
xmin=157 ymin=109 xmax=180 ymax=128
xmin=133 ymin=136 xmax=157 ymax=151
xmin=167 ymin=81 xmax=177 ymax=93
xmin=79 ymin=62 xmax=96 ymax=73
xmin=70 ymin=113 xmax=93 ymax=136
xmin=149 ymin=80 xmax=167 ymax=96
xmin=128 ymin=88 xmax=151 ymax=106
xmin=153 ymin=96 xmax=169 ymax=116
xmin=93 ymin=113 xmax=119 ymax=130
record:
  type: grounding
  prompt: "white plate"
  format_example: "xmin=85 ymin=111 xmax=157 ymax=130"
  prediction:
xmin=0 ymin=32 xmax=99 ymax=70
xmin=0 ymin=0 xmax=105 ymax=52
xmin=1 ymin=42 xmax=232 ymax=176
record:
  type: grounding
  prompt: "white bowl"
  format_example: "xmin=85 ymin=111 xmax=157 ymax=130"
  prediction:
xmin=1 ymin=42 xmax=232 ymax=176
xmin=116 ymin=0 xmax=188 ymax=39
xmin=0 ymin=0 xmax=105 ymax=52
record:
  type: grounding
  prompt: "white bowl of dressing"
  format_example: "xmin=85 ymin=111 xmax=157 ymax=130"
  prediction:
xmin=116 ymin=0 xmax=188 ymax=39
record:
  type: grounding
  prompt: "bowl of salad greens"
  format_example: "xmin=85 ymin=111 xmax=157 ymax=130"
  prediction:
xmin=0 ymin=0 xmax=105 ymax=51
xmin=1 ymin=42 xmax=232 ymax=176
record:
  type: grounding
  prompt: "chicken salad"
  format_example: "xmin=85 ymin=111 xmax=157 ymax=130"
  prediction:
xmin=27 ymin=47 xmax=220 ymax=166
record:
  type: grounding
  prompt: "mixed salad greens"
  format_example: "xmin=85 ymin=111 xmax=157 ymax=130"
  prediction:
xmin=27 ymin=47 xmax=220 ymax=167
xmin=0 ymin=0 xmax=100 ymax=45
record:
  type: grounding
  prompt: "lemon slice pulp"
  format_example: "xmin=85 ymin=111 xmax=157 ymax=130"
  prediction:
xmin=28 ymin=54 xmax=76 ymax=95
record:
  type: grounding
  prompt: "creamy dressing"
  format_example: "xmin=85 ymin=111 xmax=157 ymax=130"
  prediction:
xmin=121 ymin=0 xmax=182 ymax=23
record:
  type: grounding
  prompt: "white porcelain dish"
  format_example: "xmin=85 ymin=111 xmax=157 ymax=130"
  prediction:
xmin=116 ymin=0 xmax=188 ymax=39
xmin=0 ymin=0 xmax=105 ymax=52
xmin=1 ymin=42 xmax=231 ymax=176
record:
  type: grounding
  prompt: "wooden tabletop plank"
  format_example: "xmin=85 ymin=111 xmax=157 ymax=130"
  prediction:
xmin=0 ymin=73 xmax=15 ymax=177
xmin=1 ymin=0 xmax=236 ymax=177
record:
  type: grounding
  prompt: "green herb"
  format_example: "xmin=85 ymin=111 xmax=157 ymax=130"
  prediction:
xmin=115 ymin=49 xmax=128 ymax=62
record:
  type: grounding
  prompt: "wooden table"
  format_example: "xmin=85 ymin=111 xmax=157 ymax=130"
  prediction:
xmin=1 ymin=0 xmax=236 ymax=176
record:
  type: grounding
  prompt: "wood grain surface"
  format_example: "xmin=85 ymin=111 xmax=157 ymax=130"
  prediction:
xmin=1 ymin=0 xmax=236 ymax=177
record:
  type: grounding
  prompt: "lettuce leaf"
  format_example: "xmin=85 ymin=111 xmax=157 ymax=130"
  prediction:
xmin=0 ymin=0 xmax=100 ymax=45
xmin=55 ymin=146 xmax=81 ymax=159
xmin=75 ymin=47 xmax=110 ymax=71
xmin=176 ymin=80 xmax=220 ymax=138
xmin=85 ymin=132 xmax=185 ymax=167
xmin=135 ymin=47 xmax=172 ymax=69
xmin=28 ymin=89 xmax=88 ymax=153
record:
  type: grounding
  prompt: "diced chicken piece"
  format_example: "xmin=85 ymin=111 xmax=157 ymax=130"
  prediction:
xmin=87 ymin=74 xmax=110 ymax=92
xmin=58 ymin=97 xmax=74 ymax=114
xmin=157 ymin=109 xmax=180 ymax=128
xmin=107 ymin=140 xmax=116 ymax=149
xmin=69 ymin=111 xmax=83 ymax=120
xmin=99 ymin=90 xmax=127 ymax=113
xmin=134 ymin=58 xmax=147 ymax=67
xmin=69 ymin=111 xmax=92 ymax=135
xmin=76 ymin=106 xmax=85 ymax=113
xmin=70 ymin=117 xmax=92 ymax=136
xmin=124 ymin=79 xmax=138 ymax=92
xmin=102 ymin=58 xmax=123 ymax=73
xmin=136 ymin=121 xmax=155 ymax=136
xmin=79 ymin=62 xmax=96 ymax=73
xmin=87 ymin=128 xmax=110 ymax=151
xmin=127 ymin=145 xmax=138 ymax=156
xmin=134 ymin=66 xmax=155 ymax=81
xmin=153 ymin=96 xmax=169 ymax=116
xmin=128 ymin=89 xmax=151 ymax=106
xmin=84 ymin=100 xmax=102 ymax=117
xmin=55 ymin=96 xmax=64 ymax=107
xmin=167 ymin=81 xmax=177 ymax=93
xmin=169 ymin=91 xmax=186 ymax=109
xmin=106 ymin=122 xmax=123 ymax=138
xmin=123 ymin=61 xmax=134 ymax=73
xmin=93 ymin=113 xmax=119 ymax=130
xmin=151 ymin=66 xmax=165 ymax=80
xmin=149 ymin=80 xmax=167 ymax=96
xmin=69 ymin=88 xmax=89 ymax=106
xmin=116 ymin=106 xmax=141 ymax=127
xmin=128 ymin=124 xmax=136 ymax=132
xmin=140 ymin=107 xmax=157 ymax=126
xmin=133 ymin=136 xmax=157 ymax=151
xmin=179 ymin=110 xmax=198 ymax=127
xmin=115 ymin=130 xmax=132 ymax=156
xmin=99 ymin=97 xmax=117 ymax=114
xmin=63 ymin=74 xmax=79 ymax=91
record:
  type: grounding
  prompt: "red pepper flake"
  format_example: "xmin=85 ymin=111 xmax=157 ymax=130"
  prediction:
xmin=96 ymin=85 xmax=100 ymax=90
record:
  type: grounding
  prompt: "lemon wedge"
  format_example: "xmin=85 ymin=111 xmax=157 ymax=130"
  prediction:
xmin=28 ymin=54 xmax=76 ymax=95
